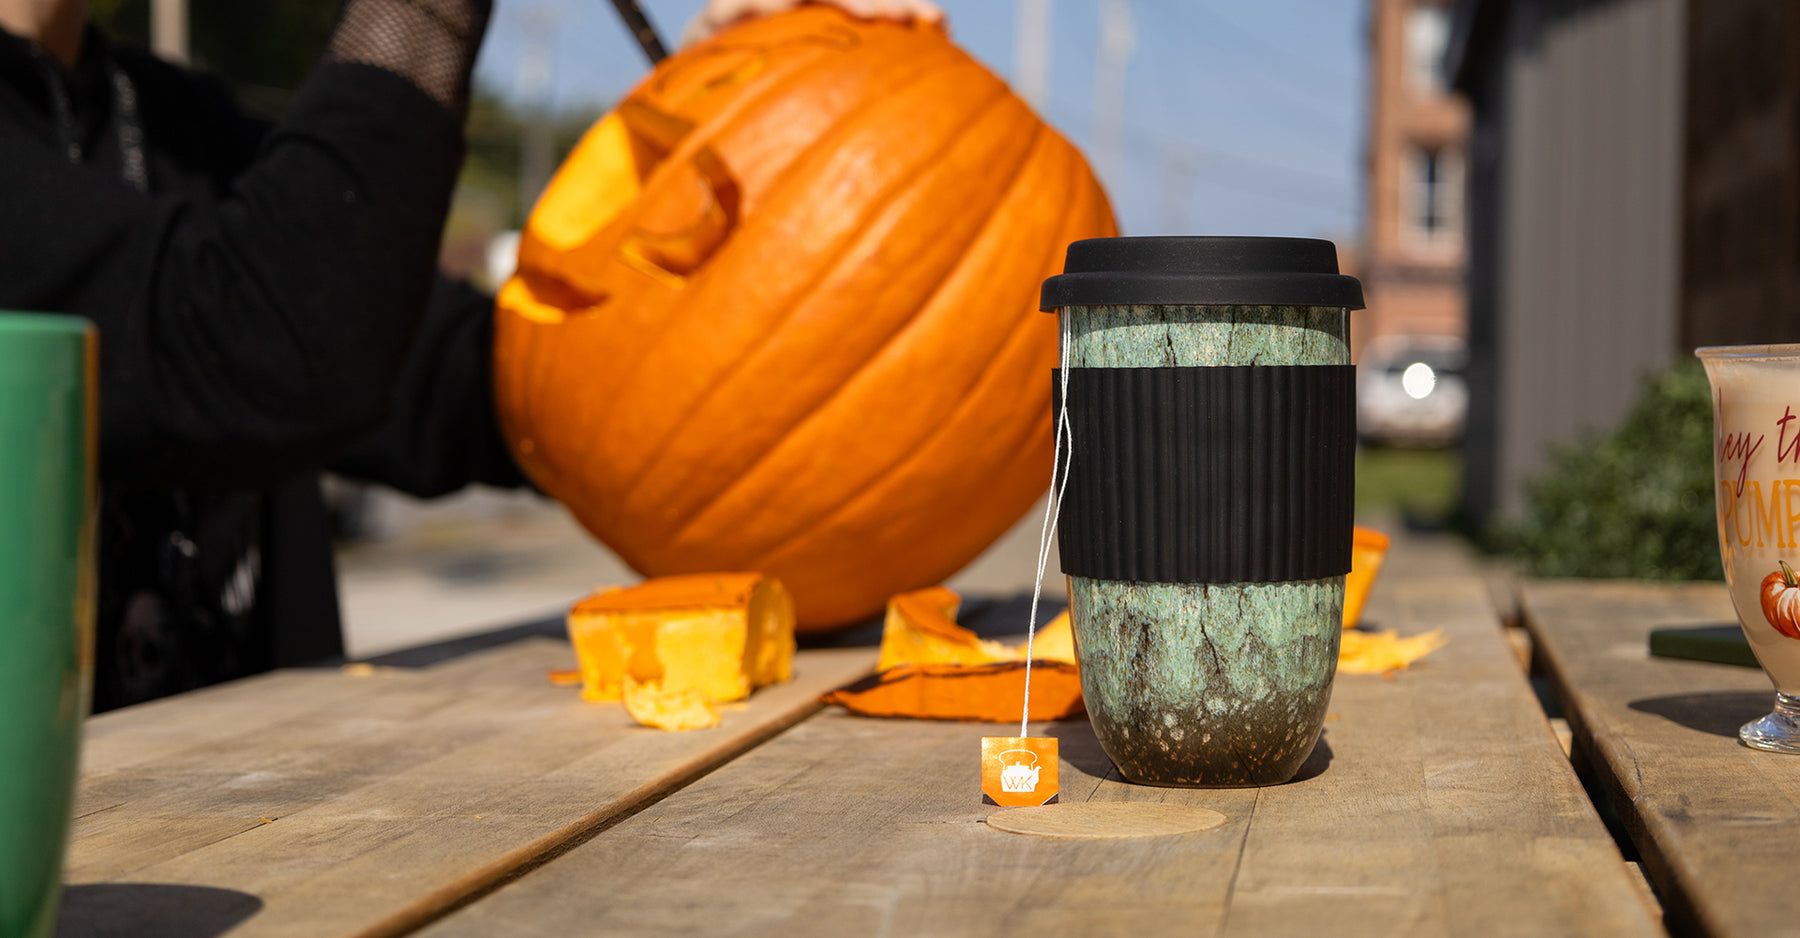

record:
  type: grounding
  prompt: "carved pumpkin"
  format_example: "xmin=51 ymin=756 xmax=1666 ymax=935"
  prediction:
xmin=494 ymin=7 xmax=1116 ymax=629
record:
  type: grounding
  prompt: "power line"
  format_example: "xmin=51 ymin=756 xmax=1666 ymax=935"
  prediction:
xmin=1145 ymin=0 xmax=1359 ymax=91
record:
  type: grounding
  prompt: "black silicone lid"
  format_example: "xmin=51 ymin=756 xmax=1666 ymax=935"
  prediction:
xmin=1040 ymin=236 xmax=1365 ymax=311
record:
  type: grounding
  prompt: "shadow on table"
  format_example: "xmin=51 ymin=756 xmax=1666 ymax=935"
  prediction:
xmin=1290 ymin=734 xmax=1334 ymax=783
xmin=1629 ymin=691 xmax=1772 ymax=738
xmin=312 ymin=616 xmax=566 ymax=671
xmin=57 ymin=883 xmax=260 ymax=938
xmin=1057 ymin=719 xmax=1115 ymax=780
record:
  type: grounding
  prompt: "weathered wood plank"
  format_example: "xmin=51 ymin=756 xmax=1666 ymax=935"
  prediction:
xmin=1522 ymin=579 xmax=1800 ymax=938
xmin=64 ymin=638 xmax=875 ymax=938
xmin=422 ymin=578 xmax=1655 ymax=938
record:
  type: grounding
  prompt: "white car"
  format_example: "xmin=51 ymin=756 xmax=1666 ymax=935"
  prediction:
xmin=1357 ymin=336 xmax=1468 ymax=447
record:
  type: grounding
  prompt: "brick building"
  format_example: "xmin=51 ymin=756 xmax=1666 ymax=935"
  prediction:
xmin=1358 ymin=0 xmax=1470 ymax=363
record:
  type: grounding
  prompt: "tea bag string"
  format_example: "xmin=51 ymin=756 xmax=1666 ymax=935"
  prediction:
xmin=1020 ymin=312 xmax=1075 ymax=739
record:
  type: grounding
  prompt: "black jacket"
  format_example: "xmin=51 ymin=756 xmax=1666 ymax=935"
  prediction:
xmin=0 ymin=26 xmax=524 ymax=710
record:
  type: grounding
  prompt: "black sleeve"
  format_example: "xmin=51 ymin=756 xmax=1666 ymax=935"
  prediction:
xmin=0 ymin=62 xmax=464 ymax=490
xmin=329 ymin=275 xmax=529 ymax=496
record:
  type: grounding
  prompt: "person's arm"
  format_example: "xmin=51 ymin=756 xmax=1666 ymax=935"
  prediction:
xmin=0 ymin=0 xmax=490 ymax=491
xmin=328 ymin=273 xmax=529 ymax=496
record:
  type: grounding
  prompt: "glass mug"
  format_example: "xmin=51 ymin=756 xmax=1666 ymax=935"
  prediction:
xmin=1700 ymin=344 xmax=1800 ymax=752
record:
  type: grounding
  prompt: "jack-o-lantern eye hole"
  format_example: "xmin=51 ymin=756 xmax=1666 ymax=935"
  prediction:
xmin=610 ymin=98 xmax=742 ymax=288
xmin=617 ymin=100 xmax=698 ymax=180
xmin=619 ymin=147 xmax=741 ymax=286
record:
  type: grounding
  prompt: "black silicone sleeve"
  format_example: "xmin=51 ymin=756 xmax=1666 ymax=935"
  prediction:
xmin=1053 ymin=365 xmax=1355 ymax=584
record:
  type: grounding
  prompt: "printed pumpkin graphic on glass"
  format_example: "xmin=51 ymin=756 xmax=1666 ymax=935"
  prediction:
xmin=1762 ymin=561 xmax=1800 ymax=640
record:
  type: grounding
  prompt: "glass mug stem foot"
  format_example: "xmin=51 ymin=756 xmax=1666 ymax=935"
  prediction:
xmin=1740 ymin=692 xmax=1800 ymax=753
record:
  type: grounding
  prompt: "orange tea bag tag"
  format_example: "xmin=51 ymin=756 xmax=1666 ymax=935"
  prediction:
xmin=982 ymin=736 xmax=1058 ymax=806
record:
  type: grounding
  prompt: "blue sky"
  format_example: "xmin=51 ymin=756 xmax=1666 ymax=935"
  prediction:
xmin=473 ymin=0 xmax=1366 ymax=244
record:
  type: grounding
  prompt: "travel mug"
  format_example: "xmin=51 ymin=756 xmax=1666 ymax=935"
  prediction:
xmin=1042 ymin=237 xmax=1361 ymax=786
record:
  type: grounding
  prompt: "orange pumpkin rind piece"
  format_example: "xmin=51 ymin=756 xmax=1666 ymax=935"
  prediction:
xmin=566 ymin=573 xmax=796 ymax=704
xmin=1343 ymin=526 xmax=1390 ymax=629
xmin=832 ymin=588 xmax=1082 ymax=721
xmin=822 ymin=661 xmax=1085 ymax=722
xmin=1337 ymin=627 xmax=1447 ymax=675
xmin=876 ymin=587 xmax=1077 ymax=670
xmin=1027 ymin=611 xmax=1076 ymax=664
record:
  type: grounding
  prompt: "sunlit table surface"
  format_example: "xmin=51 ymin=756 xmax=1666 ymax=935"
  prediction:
xmin=1523 ymin=580 xmax=1800 ymax=938
xmin=60 ymin=580 xmax=1658 ymax=938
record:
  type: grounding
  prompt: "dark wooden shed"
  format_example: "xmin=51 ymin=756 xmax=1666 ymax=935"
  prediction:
xmin=1448 ymin=0 xmax=1800 ymax=525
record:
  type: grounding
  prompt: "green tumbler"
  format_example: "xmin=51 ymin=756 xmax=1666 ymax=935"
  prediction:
xmin=0 ymin=313 xmax=95 ymax=938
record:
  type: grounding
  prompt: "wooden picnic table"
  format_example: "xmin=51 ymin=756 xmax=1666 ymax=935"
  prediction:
xmin=62 ymin=578 xmax=1658 ymax=938
xmin=1522 ymin=580 xmax=1800 ymax=938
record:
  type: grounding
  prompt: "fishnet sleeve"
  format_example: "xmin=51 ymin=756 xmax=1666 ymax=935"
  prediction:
xmin=322 ymin=0 xmax=492 ymax=118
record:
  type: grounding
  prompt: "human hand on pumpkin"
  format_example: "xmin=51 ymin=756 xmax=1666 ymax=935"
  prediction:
xmin=681 ymin=0 xmax=947 ymax=48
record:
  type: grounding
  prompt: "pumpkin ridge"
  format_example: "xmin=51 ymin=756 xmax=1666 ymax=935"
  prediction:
xmin=542 ymin=43 xmax=979 ymax=515
xmin=734 ymin=141 xmax=1102 ymax=607
xmin=664 ymin=165 xmax=1082 ymax=592
xmin=644 ymin=114 xmax=1054 ymax=548
xmin=605 ymin=74 xmax=1018 ymax=517
xmin=740 ymin=291 xmax=1060 ymax=593
xmin=728 ymin=151 xmax=1074 ymax=573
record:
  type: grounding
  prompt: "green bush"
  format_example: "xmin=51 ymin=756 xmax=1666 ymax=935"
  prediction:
xmin=1510 ymin=359 xmax=1722 ymax=580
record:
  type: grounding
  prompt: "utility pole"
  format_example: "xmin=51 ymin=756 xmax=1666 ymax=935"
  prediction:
xmin=1013 ymin=0 xmax=1051 ymax=111
xmin=1093 ymin=0 xmax=1134 ymax=188
xmin=151 ymin=0 xmax=188 ymax=63
xmin=1158 ymin=144 xmax=1193 ymax=234
xmin=517 ymin=4 xmax=558 ymax=218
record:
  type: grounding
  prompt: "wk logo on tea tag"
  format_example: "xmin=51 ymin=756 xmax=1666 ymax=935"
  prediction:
xmin=982 ymin=736 xmax=1058 ymax=806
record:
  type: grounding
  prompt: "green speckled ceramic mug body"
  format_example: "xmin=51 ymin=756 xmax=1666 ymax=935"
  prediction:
xmin=1065 ymin=304 xmax=1347 ymax=787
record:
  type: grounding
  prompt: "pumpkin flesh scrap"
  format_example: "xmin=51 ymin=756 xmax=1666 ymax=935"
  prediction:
xmin=566 ymin=573 xmax=795 ymax=709
xmin=622 ymin=678 xmax=722 ymax=731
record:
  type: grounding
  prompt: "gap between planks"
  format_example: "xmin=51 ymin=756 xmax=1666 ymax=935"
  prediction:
xmin=345 ymin=692 xmax=832 ymax=938
xmin=70 ymin=639 xmax=878 ymax=938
